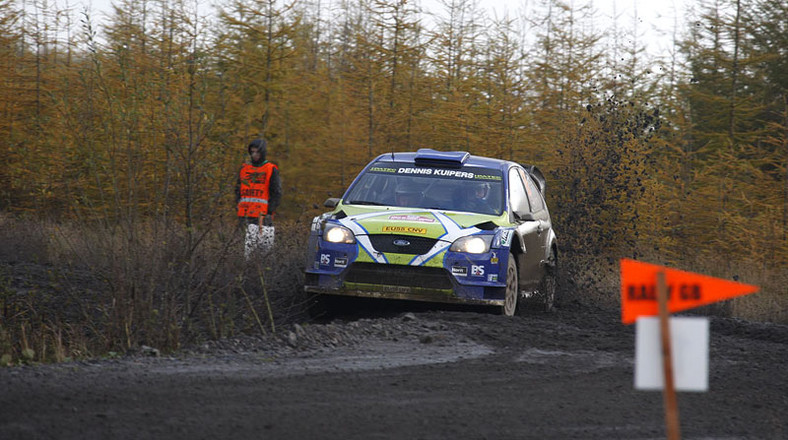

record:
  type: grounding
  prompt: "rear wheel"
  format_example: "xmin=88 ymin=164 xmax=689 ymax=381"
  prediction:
xmin=502 ymin=253 xmax=519 ymax=316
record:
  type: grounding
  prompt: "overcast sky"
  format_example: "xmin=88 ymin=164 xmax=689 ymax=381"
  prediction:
xmin=71 ymin=0 xmax=689 ymax=56
xmin=429 ymin=0 xmax=689 ymax=57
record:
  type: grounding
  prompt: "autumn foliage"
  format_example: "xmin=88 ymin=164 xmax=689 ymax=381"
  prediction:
xmin=1 ymin=0 xmax=787 ymax=361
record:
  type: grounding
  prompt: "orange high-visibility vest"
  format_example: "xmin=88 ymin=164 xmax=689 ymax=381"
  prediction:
xmin=237 ymin=162 xmax=277 ymax=217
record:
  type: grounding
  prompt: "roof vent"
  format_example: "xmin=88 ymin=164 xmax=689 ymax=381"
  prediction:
xmin=414 ymin=149 xmax=470 ymax=168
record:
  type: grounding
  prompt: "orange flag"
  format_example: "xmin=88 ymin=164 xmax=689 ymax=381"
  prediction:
xmin=620 ymin=259 xmax=759 ymax=324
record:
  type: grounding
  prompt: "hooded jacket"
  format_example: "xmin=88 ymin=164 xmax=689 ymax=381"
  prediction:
xmin=236 ymin=139 xmax=282 ymax=218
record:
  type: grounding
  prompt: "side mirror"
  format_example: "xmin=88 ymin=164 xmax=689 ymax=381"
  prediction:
xmin=324 ymin=198 xmax=340 ymax=209
xmin=516 ymin=211 xmax=536 ymax=222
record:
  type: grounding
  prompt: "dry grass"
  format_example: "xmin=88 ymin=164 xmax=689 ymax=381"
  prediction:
xmin=697 ymin=257 xmax=788 ymax=324
xmin=2 ymin=211 xmax=786 ymax=366
xmin=0 ymin=213 xmax=311 ymax=365
xmin=557 ymin=248 xmax=788 ymax=324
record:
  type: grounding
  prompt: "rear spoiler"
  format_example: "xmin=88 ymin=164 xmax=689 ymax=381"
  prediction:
xmin=520 ymin=164 xmax=547 ymax=195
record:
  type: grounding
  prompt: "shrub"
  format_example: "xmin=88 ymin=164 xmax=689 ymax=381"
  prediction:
xmin=0 ymin=213 xmax=311 ymax=364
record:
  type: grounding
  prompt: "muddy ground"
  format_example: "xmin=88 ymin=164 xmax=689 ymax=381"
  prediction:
xmin=1 ymin=299 xmax=786 ymax=440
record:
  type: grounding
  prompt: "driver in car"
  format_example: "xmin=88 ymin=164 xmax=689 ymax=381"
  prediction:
xmin=394 ymin=181 xmax=425 ymax=207
xmin=455 ymin=182 xmax=491 ymax=213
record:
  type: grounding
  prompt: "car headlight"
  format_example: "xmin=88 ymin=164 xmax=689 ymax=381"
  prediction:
xmin=324 ymin=224 xmax=356 ymax=244
xmin=450 ymin=235 xmax=493 ymax=254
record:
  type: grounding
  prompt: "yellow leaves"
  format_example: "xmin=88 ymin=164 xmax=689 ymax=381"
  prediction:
xmin=0 ymin=0 xmax=785 ymax=273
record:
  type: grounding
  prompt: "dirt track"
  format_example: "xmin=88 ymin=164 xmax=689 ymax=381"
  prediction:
xmin=1 ymin=302 xmax=786 ymax=439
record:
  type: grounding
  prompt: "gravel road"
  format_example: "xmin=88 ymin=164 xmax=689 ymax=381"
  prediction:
xmin=1 ymin=302 xmax=786 ymax=439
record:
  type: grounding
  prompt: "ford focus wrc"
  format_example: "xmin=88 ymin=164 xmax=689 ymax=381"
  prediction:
xmin=304 ymin=149 xmax=558 ymax=315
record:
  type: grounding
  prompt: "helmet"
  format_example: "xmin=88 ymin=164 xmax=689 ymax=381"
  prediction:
xmin=467 ymin=182 xmax=490 ymax=199
xmin=453 ymin=182 xmax=491 ymax=213
xmin=394 ymin=180 xmax=424 ymax=207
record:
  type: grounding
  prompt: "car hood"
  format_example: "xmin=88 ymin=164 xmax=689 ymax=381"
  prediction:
xmin=335 ymin=205 xmax=508 ymax=239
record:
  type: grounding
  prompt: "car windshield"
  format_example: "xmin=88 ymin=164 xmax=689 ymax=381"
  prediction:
xmin=344 ymin=162 xmax=504 ymax=215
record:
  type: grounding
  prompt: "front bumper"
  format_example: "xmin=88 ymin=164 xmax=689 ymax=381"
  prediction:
xmin=304 ymin=283 xmax=505 ymax=306
xmin=304 ymin=257 xmax=508 ymax=307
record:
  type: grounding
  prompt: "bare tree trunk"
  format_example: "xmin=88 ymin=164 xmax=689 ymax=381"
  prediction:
xmin=783 ymin=95 xmax=788 ymax=242
xmin=405 ymin=59 xmax=416 ymax=149
xmin=262 ymin=0 xmax=274 ymax=133
xmin=389 ymin=2 xmax=401 ymax=110
xmin=367 ymin=71 xmax=374 ymax=158
xmin=728 ymin=0 xmax=741 ymax=141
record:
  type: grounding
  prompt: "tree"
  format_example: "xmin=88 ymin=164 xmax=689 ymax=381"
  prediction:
xmin=0 ymin=0 xmax=24 ymax=208
xmin=479 ymin=13 xmax=526 ymax=161
xmin=602 ymin=0 xmax=657 ymax=103
xmin=427 ymin=0 xmax=485 ymax=150
xmin=369 ymin=0 xmax=425 ymax=150
xmin=740 ymin=0 xmax=788 ymax=246
xmin=676 ymin=0 xmax=784 ymax=264
xmin=216 ymin=0 xmax=299 ymax=137
xmin=523 ymin=0 xmax=604 ymax=163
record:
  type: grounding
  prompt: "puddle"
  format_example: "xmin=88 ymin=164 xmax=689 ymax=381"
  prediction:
xmin=516 ymin=348 xmax=632 ymax=373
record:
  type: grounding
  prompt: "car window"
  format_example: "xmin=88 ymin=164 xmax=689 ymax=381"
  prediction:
xmin=508 ymin=168 xmax=530 ymax=214
xmin=345 ymin=173 xmax=394 ymax=204
xmin=518 ymin=168 xmax=545 ymax=212
xmin=344 ymin=162 xmax=504 ymax=215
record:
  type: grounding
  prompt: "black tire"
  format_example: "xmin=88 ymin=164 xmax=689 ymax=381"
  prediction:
xmin=501 ymin=253 xmax=519 ymax=316
xmin=308 ymin=293 xmax=338 ymax=320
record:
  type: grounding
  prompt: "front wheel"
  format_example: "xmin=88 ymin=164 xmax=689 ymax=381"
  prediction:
xmin=308 ymin=293 xmax=339 ymax=321
xmin=501 ymin=253 xmax=519 ymax=316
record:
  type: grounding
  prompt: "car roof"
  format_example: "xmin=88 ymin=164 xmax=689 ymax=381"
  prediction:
xmin=372 ymin=149 xmax=515 ymax=171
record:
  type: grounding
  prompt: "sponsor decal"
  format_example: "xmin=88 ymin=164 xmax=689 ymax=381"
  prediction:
xmin=397 ymin=167 xmax=433 ymax=175
xmin=382 ymin=226 xmax=427 ymax=234
xmin=471 ymin=265 xmax=485 ymax=276
xmin=379 ymin=285 xmax=412 ymax=293
xmin=312 ymin=212 xmax=332 ymax=232
xmin=451 ymin=266 xmax=468 ymax=276
xmin=368 ymin=162 xmax=502 ymax=181
xmin=388 ymin=215 xmax=435 ymax=223
xmin=490 ymin=252 xmax=499 ymax=264
xmin=334 ymin=257 xmax=348 ymax=268
xmin=311 ymin=217 xmax=322 ymax=232
xmin=488 ymin=274 xmax=498 ymax=282
xmin=396 ymin=168 xmax=477 ymax=179
xmin=320 ymin=254 xmax=331 ymax=265
xmin=369 ymin=166 xmax=397 ymax=173
xmin=498 ymin=230 xmax=514 ymax=247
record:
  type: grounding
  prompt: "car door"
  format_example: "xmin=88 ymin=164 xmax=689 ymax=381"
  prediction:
xmin=507 ymin=167 xmax=542 ymax=289
xmin=518 ymin=167 xmax=551 ymax=276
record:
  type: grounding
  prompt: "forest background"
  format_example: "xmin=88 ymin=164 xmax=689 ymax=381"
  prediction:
xmin=1 ymin=0 xmax=786 ymax=362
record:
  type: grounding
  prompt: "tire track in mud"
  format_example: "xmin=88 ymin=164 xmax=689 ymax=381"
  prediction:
xmin=0 ymin=306 xmax=786 ymax=440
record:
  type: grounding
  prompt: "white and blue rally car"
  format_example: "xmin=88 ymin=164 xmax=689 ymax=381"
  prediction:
xmin=304 ymin=149 xmax=558 ymax=315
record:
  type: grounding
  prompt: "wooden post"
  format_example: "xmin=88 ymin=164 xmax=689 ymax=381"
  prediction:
xmin=657 ymin=270 xmax=681 ymax=440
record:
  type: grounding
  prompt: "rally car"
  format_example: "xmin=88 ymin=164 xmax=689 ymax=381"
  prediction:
xmin=304 ymin=149 xmax=558 ymax=315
